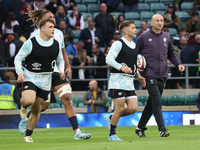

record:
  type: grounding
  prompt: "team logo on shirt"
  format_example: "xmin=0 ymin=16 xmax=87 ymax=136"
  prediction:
xmin=148 ymin=38 xmax=152 ymax=41
xmin=32 ymin=62 xmax=42 ymax=70
xmin=163 ymin=37 xmax=167 ymax=42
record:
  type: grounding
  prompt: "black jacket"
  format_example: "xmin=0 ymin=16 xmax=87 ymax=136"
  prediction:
xmin=79 ymin=28 xmax=104 ymax=53
xmin=121 ymin=0 xmax=138 ymax=5
xmin=0 ymin=3 xmax=8 ymax=31
xmin=20 ymin=13 xmax=34 ymax=38
xmin=0 ymin=40 xmax=9 ymax=65
xmin=95 ymin=13 xmax=115 ymax=35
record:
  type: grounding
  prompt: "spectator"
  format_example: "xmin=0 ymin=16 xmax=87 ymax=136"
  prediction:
xmin=109 ymin=38 xmax=116 ymax=46
xmin=113 ymin=30 xmax=121 ymax=40
xmin=91 ymin=44 xmax=107 ymax=89
xmin=100 ymin=0 xmax=120 ymax=13
xmin=1 ymin=12 xmax=19 ymax=38
xmin=6 ymin=0 xmax=25 ymax=22
xmin=13 ymin=25 xmax=27 ymax=42
xmin=0 ymin=32 xmax=9 ymax=66
xmin=184 ymin=11 xmax=200 ymax=37
xmin=194 ymin=34 xmax=200 ymax=75
xmin=65 ymin=40 xmax=84 ymax=62
xmin=61 ymin=0 xmax=76 ymax=14
xmin=0 ymin=55 xmax=6 ymax=80
xmin=79 ymin=20 xmax=104 ymax=57
xmin=0 ymin=1 xmax=8 ymax=32
xmin=45 ymin=0 xmax=61 ymax=14
xmin=138 ymin=20 xmax=149 ymax=36
xmin=19 ymin=5 xmax=34 ymax=38
xmin=31 ymin=0 xmax=45 ymax=10
xmin=112 ymin=15 xmax=117 ymax=31
xmin=173 ymin=27 xmax=188 ymax=47
xmin=82 ymin=80 xmax=107 ymax=113
xmin=194 ymin=0 xmax=200 ymax=11
xmin=72 ymin=49 xmax=89 ymax=91
xmin=54 ymin=5 xmax=69 ymax=28
xmin=68 ymin=6 xmax=85 ymax=30
xmin=179 ymin=36 xmax=187 ymax=50
xmin=84 ymin=16 xmax=93 ymax=29
xmin=181 ymin=37 xmax=200 ymax=88
xmin=58 ymin=19 xmax=74 ymax=47
xmin=95 ymin=3 xmax=115 ymax=46
xmin=121 ymin=0 xmax=138 ymax=13
xmin=104 ymin=46 xmax=110 ymax=57
xmin=117 ymin=14 xmax=125 ymax=30
xmin=196 ymin=91 xmax=200 ymax=110
xmin=0 ymin=76 xmax=21 ymax=110
xmin=163 ymin=4 xmax=181 ymax=31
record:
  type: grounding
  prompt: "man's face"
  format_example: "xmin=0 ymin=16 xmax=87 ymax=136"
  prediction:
xmin=151 ymin=15 xmax=164 ymax=31
xmin=87 ymin=16 xmax=92 ymax=22
xmin=88 ymin=23 xmax=95 ymax=30
xmin=42 ymin=22 xmax=55 ymax=38
xmin=180 ymin=31 xmax=186 ymax=36
xmin=92 ymin=45 xmax=99 ymax=54
xmin=59 ymin=21 xmax=66 ymax=30
xmin=76 ymin=44 xmax=84 ymax=50
xmin=180 ymin=37 xmax=187 ymax=47
xmin=195 ymin=35 xmax=200 ymax=43
xmin=126 ymin=23 xmax=137 ymax=39
xmin=113 ymin=33 xmax=121 ymax=40
xmin=57 ymin=6 xmax=65 ymax=14
xmin=73 ymin=7 xmax=79 ymax=14
xmin=141 ymin=21 xmax=147 ymax=30
xmin=43 ymin=13 xmax=56 ymax=24
xmin=100 ymin=3 xmax=107 ymax=13
xmin=193 ymin=15 xmax=199 ymax=22
xmin=89 ymin=82 xmax=95 ymax=91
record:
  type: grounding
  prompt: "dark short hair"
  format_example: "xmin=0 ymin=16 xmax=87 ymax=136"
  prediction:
xmin=162 ymin=27 xmax=169 ymax=32
xmin=141 ymin=20 xmax=147 ymax=24
xmin=119 ymin=20 xmax=135 ymax=32
xmin=39 ymin=18 xmax=55 ymax=28
xmin=93 ymin=43 xmax=100 ymax=49
xmin=192 ymin=11 xmax=199 ymax=17
xmin=3 ymin=76 xmax=10 ymax=82
xmin=179 ymin=27 xmax=186 ymax=32
xmin=59 ymin=19 xmax=66 ymax=24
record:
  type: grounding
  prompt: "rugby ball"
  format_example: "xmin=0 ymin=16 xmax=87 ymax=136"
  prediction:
xmin=137 ymin=54 xmax=146 ymax=70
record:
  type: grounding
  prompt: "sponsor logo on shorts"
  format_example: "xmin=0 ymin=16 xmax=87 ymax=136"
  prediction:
xmin=118 ymin=92 xmax=122 ymax=96
xmin=24 ymin=86 xmax=28 ymax=89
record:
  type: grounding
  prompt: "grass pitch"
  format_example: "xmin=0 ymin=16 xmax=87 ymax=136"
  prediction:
xmin=0 ymin=125 xmax=199 ymax=150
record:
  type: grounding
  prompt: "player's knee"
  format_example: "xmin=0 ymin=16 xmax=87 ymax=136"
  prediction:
xmin=129 ymin=106 xmax=137 ymax=114
xmin=62 ymin=94 xmax=73 ymax=107
xmin=31 ymin=106 xmax=42 ymax=115
xmin=116 ymin=105 xmax=125 ymax=113
xmin=41 ymin=102 xmax=50 ymax=111
xmin=20 ymin=97 xmax=34 ymax=106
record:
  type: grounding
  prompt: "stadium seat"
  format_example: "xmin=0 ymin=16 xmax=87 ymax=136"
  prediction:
xmin=161 ymin=95 xmax=167 ymax=106
xmin=168 ymin=95 xmax=184 ymax=106
xmin=181 ymin=2 xmax=194 ymax=12
xmin=168 ymin=28 xmax=177 ymax=37
xmin=100 ymin=47 xmax=105 ymax=52
xmin=175 ymin=11 xmax=191 ymax=22
xmin=184 ymin=95 xmax=197 ymax=105
xmin=81 ymin=12 xmax=92 ymax=21
xmin=73 ymin=38 xmax=79 ymax=44
xmin=62 ymin=103 xmax=78 ymax=108
xmin=139 ymin=0 xmax=144 ymax=2
xmin=48 ymin=103 xmax=61 ymax=109
xmin=72 ymin=97 xmax=83 ymax=105
xmin=150 ymin=3 xmax=166 ymax=12
xmin=93 ymin=12 xmax=100 ymax=19
xmin=72 ymin=30 xmax=81 ymax=38
xmin=140 ymin=11 xmax=155 ymax=20
xmin=76 ymin=0 xmax=82 ymax=4
xmin=105 ymin=102 xmax=111 ymax=108
xmin=134 ymin=20 xmax=142 ymax=28
xmin=138 ymin=101 xmax=144 ymax=107
xmin=82 ymin=0 xmax=98 ymax=6
xmin=138 ymin=95 xmax=148 ymax=105
xmin=138 ymin=3 xmax=150 ymax=12
xmin=56 ymin=97 xmax=62 ymax=105
xmin=106 ymin=97 xmax=112 ymax=104
xmin=156 ymin=11 xmax=166 ymax=16
xmin=78 ymin=102 xmax=88 ymax=108
xmin=118 ymin=3 xmax=124 ymax=12
xmin=110 ymin=12 xmax=123 ymax=18
xmin=160 ymin=0 xmax=175 ymax=5
xmin=77 ymin=4 xmax=87 ymax=12
xmin=144 ymin=0 xmax=159 ymax=4
xmin=147 ymin=20 xmax=151 ymax=27
xmin=87 ymin=4 xmax=100 ymax=13
xmin=125 ymin=12 xmax=140 ymax=20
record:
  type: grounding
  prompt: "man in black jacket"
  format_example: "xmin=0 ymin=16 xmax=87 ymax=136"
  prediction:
xmin=95 ymin=3 xmax=115 ymax=46
xmin=121 ymin=0 xmax=138 ymax=13
xmin=79 ymin=20 xmax=104 ymax=57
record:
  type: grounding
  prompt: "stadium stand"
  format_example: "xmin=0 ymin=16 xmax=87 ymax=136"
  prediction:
xmin=56 ymin=97 xmax=62 ymax=106
xmin=105 ymin=102 xmax=111 ymax=108
xmin=168 ymin=95 xmax=184 ymax=106
xmin=161 ymin=95 xmax=168 ymax=106
xmin=138 ymin=95 xmax=148 ymax=105
xmin=87 ymin=4 xmax=100 ymax=13
xmin=140 ymin=11 xmax=155 ymax=20
xmin=77 ymin=4 xmax=87 ymax=12
xmin=110 ymin=12 xmax=123 ymax=18
xmin=118 ymin=3 xmax=124 ymax=12
xmin=181 ymin=2 xmax=194 ymax=12
xmin=160 ymin=0 xmax=175 ymax=5
xmin=93 ymin=12 xmax=100 ymax=19
xmin=72 ymin=97 xmax=83 ymax=106
xmin=156 ymin=11 xmax=166 ymax=16
xmin=82 ymin=0 xmax=98 ymax=6
xmin=78 ymin=102 xmax=88 ymax=108
xmin=124 ymin=12 xmax=140 ymax=20
xmin=72 ymin=30 xmax=81 ymax=38
xmin=144 ymin=0 xmax=159 ymax=4
xmin=138 ymin=3 xmax=150 ymax=12
xmin=184 ymin=95 xmax=198 ymax=105
xmin=138 ymin=101 xmax=144 ymax=107
xmin=106 ymin=97 xmax=112 ymax=105
xmin=48 ymin=103 xmax=61 ymax=109
xmin=81 ymin=12 xmax=93 ymax=21
xmin=76 ymin=0 xmax=82 ymax=4
xmin=134 ymin=20 xmax=142 ymax=29
xmin=150 ymin=3 xmax=166 ymax=13
xmin=168 ymin=28 xmax=177 ymax=37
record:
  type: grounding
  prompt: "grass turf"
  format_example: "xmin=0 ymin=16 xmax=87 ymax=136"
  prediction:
xmin=0 ymin=125 xmax=199 ymax=150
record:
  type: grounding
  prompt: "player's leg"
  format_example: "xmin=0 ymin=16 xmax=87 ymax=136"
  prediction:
xmin=24 ymin=88 xmax=49 ymax=142
xmin=108 ymin=97 xmax=125 ymax=141
xmin=52 ymin=73 xmax=91 ymax=140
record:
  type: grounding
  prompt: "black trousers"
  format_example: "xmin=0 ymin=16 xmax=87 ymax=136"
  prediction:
xmin=138 ymin=76 xmax=166 ymax=131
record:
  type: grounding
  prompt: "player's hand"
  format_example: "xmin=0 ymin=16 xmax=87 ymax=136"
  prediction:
xmin=178 ymin=64 xmax=185 ymax=72
xmin=17 ymin=73 xmax=26 ymax=83
xmin=87 ymin=39 xmax=92 ymax=43
xmin=120 ymin=66 xmax=132 ymax=74
xmin=59 ymin=72 xmax=65 ymax=80
xmin=138 ymin=76 xmax=146 ymax=88
xmin=88 ymin=100 xmax=93 ymax=104
xmin=65 ymin=67 xmax=71 ymax=78
xmin=91 ymin=100 xmax=95 ymax=104
xmin=137 ymin=69 xmax=144 ymax=72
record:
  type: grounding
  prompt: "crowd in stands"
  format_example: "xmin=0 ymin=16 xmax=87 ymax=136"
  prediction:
xmin=0 ymin=0 xmax=200 ymax=97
